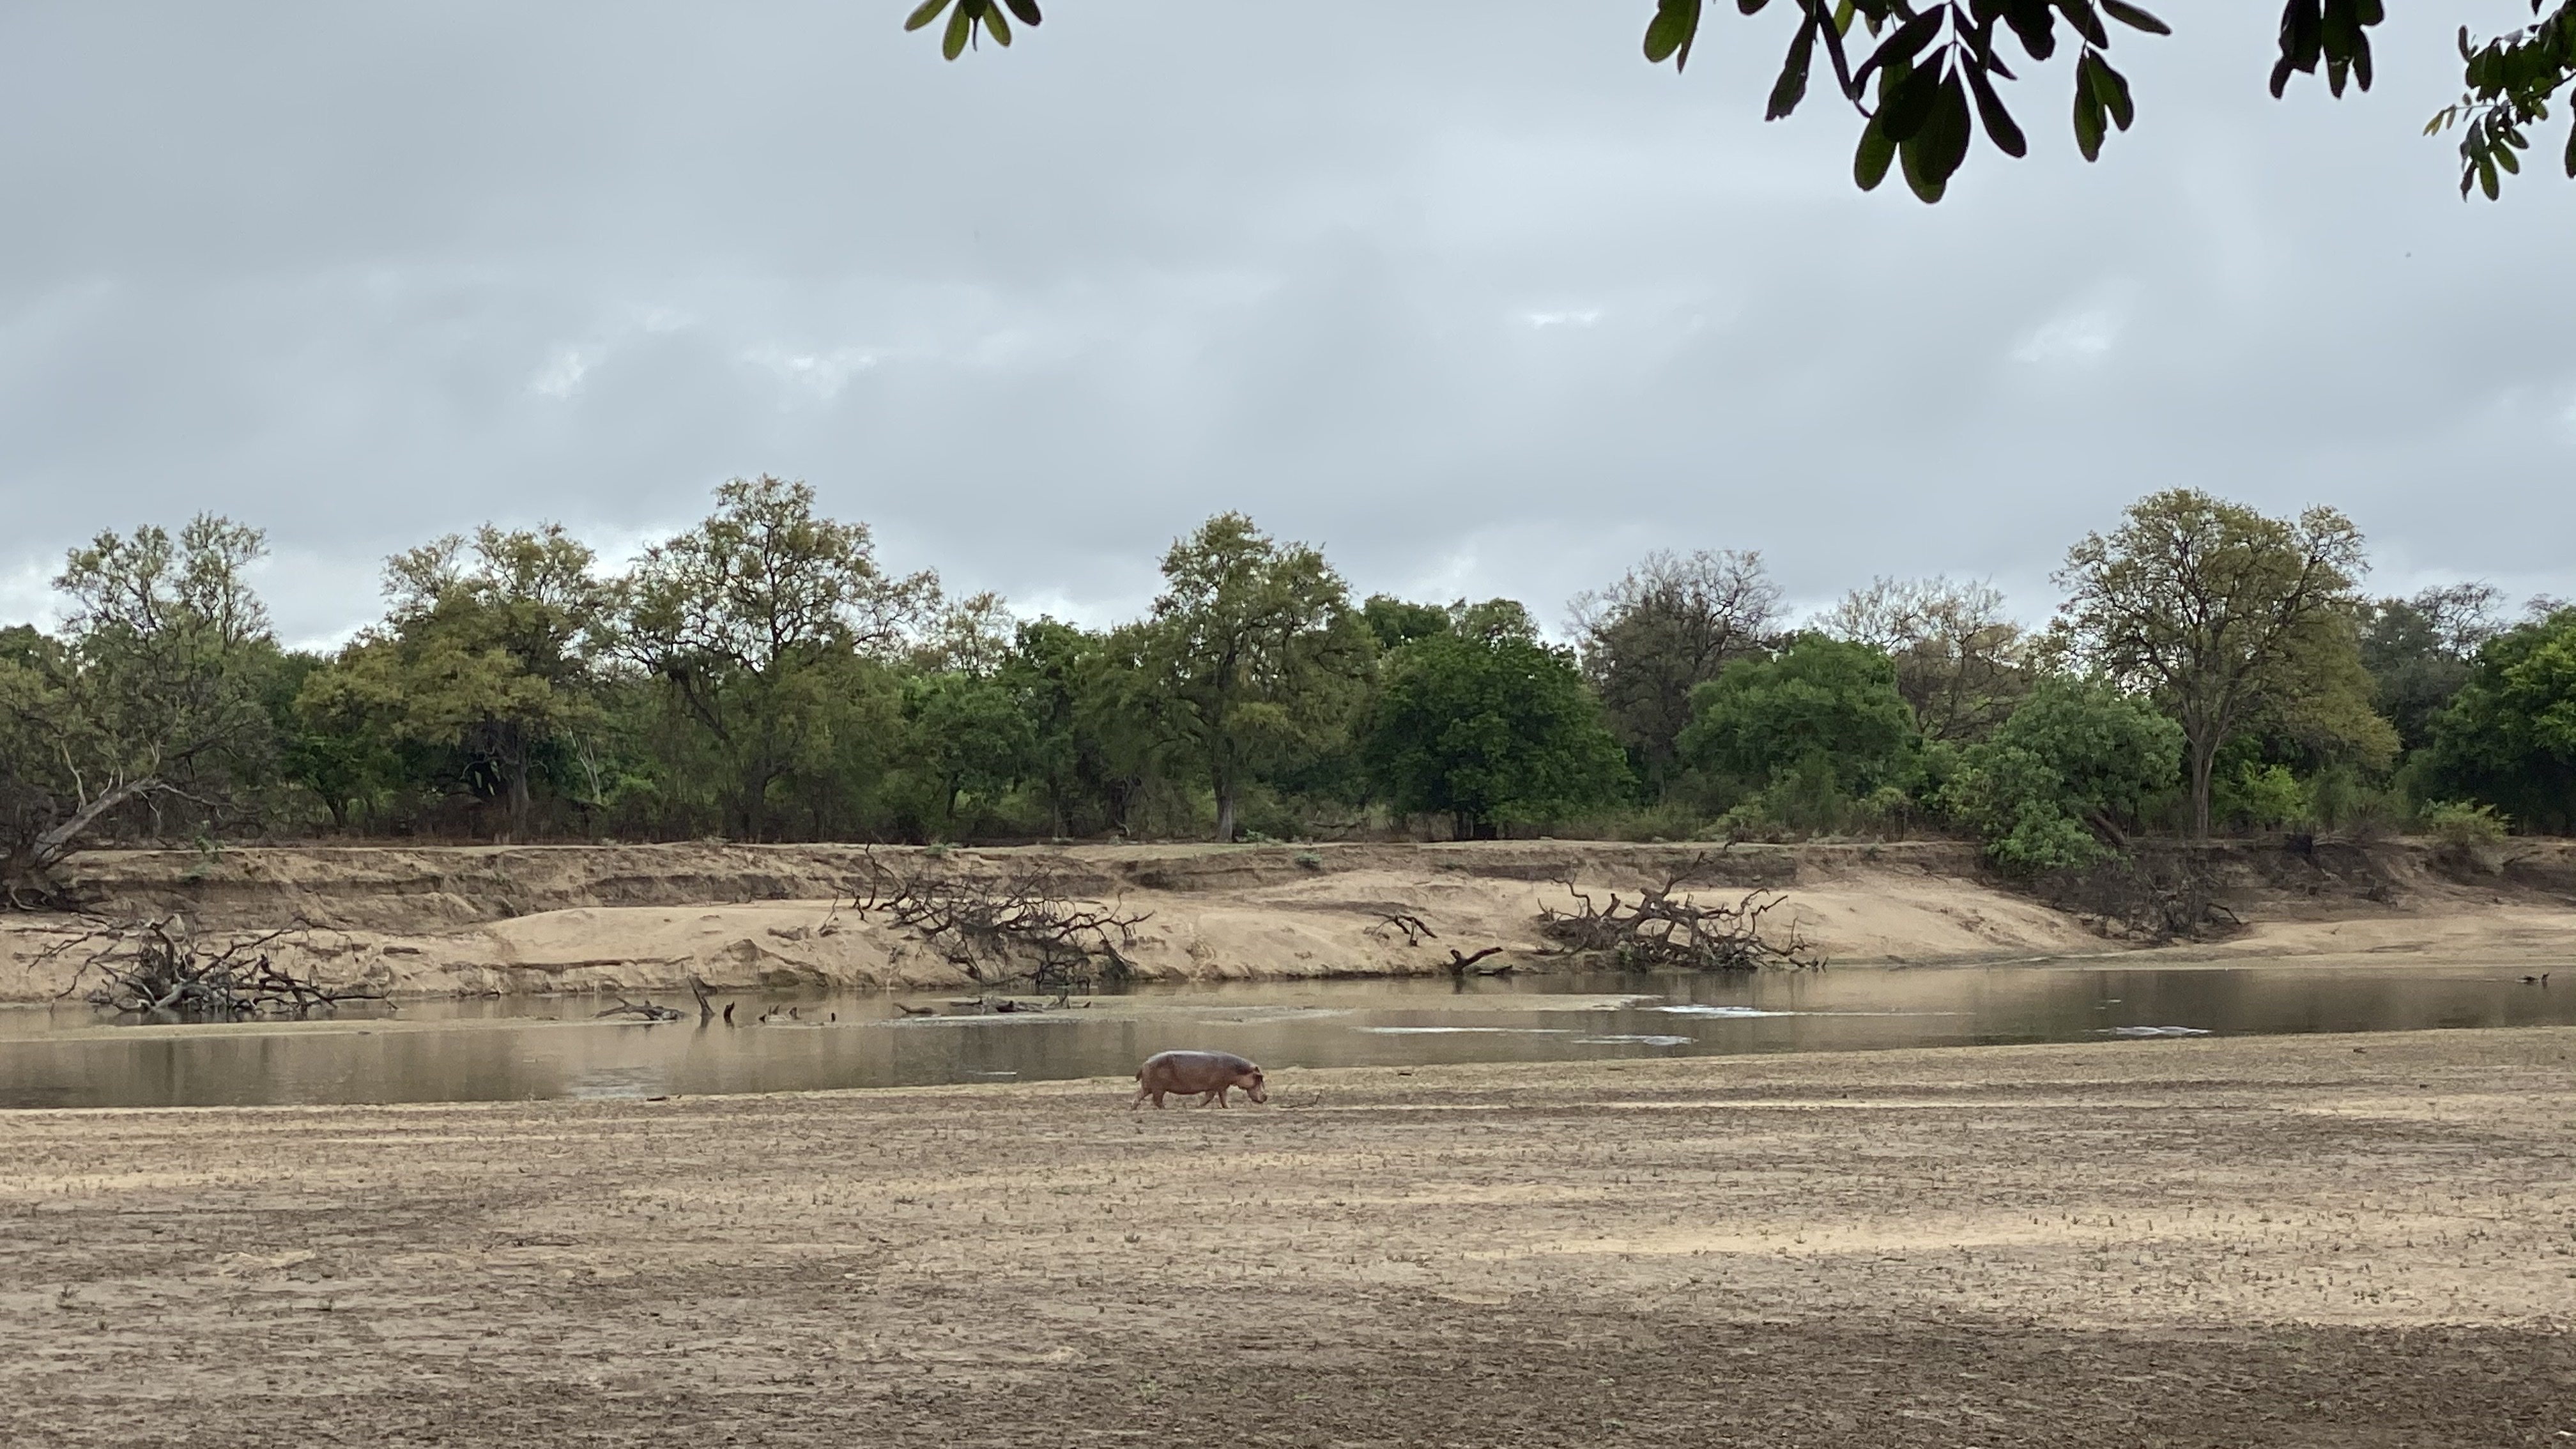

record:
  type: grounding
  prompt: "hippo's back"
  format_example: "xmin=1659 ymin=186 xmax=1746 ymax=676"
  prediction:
xmin=1139 ymin=1049 xmax=1257 ymax=1085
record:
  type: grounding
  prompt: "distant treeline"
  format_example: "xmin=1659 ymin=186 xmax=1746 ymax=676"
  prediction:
xmin=4 ymin=477 xmax=2570 ymax=898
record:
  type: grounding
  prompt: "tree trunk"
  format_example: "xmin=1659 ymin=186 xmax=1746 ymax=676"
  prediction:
xmin=505 ymin=751 xmax=532 ymax=843
xmin=2 ymin=775 xmax=162 ymax=906
xmin=1215 ymin=788 xmax=1237 ymax=844
xmin=2188 ymin=735 xmax=2216 ymax=841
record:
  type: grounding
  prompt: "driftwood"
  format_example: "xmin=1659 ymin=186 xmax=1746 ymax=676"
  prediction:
xmin=1538 ymin=855 xmax=1821 ymax=972
xmin=846 ymin=849 xmax=1150 ymax=995
xmin=595 ymin=998 xmax=685 ymax=1022
xmin=1370 ymin=911 xmax=1439 ymax=946
xmin=50 ymin=915 xmax=387 ymax=1019
xmin=1443 ymin=946 xmax=1506 ymax=977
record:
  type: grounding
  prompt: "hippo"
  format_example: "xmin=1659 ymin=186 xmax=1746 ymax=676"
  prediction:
xmin=1132 ymin=1050 xmax=1269 ymax=1110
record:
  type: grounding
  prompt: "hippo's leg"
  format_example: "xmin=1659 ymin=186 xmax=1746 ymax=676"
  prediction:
xmin=1211 ymin=1086 xmax=1231 ymax=1107
xmin=1131 ymin=1083 xmax=1150 ymax=1111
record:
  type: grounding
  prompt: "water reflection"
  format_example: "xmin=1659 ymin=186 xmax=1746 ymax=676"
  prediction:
xmin=0 ymin=963 xmax=2568 ymax=1110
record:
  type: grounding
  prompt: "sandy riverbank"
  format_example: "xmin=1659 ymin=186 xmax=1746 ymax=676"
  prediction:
xmin=6 ymin=837 xmax=2573 ymax=1003
xmin=0 ymin=1026 xmax=2566 ymax=1446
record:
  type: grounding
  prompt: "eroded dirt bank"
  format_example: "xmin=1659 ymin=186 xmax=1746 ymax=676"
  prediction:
xmin=0 ymin=1028 xmax=2567 ymax=1447
xmin=4 ymin=836 xmax=2573 ymax=1002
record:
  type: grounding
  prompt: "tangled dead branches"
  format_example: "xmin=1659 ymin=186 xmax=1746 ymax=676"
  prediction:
xmin=49 ymin=916 xmax=387 ymax=1020
xmin=1537 ymin=855 xmax=1821 ymax=972
xmin=847 ymin=852 xmax=1150 ymax=995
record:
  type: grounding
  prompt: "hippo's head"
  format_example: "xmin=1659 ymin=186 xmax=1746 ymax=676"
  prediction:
xmin=1239 ymin=1068 xmax=1268 ymax=1105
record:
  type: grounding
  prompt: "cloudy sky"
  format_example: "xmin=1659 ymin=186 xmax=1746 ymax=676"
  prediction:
xmin=2 ymin=2 xmax=2570 ymax=647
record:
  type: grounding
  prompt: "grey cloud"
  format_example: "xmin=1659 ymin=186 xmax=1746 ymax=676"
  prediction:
xmin=1 ymin=1 xmax=2570 ymax=650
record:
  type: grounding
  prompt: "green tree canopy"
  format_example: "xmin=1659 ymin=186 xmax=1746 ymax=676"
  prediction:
xmin=611 ymin=476 xmax=939 ymax=839
xmin=3 ymin=516 xmax=282 ymax=898
xmin=2055 ymin=489 xmax=2393 ymax=840
xmin=1363 ymin=600 xmax=1630 ymax=838
xmin=1143 ymin=513 xmax=1374 ymax=842
xmin=298 ymin=525 xmax=609 ymax=836
xmin=903 ymin=669 xmax=1032 ymax=832
xmin=1676 ymin=632 xmax=1917 ymax=797
xmin=2421 ymin=608 xmax=2576 ymax=833
xmin=1940 ymin=677 xmax=2182 ymax=871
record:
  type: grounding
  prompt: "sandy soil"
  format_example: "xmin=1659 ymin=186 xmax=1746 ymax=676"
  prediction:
xmin=10 ymin=836 xmax=2573 ymax=1003
xmin=0 ymin=1027 xmax=2568 ymax=1447
xmin=0 ymin=841 xmax=2120 ymax=1002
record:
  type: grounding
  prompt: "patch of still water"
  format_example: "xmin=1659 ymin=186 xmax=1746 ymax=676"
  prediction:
xmin=0 ymin=963 xmax=2568 ymax=1108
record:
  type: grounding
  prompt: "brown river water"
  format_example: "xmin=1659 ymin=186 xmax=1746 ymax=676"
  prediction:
xmin=0 ymin=960 xmax=2568 ymax=1109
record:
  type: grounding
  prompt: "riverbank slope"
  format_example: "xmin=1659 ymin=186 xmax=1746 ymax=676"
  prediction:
xmin=0 ymin=1026 xmax=2566 ymax=1447
xmin=4 ymin=835 xmax=2572 ymax=1001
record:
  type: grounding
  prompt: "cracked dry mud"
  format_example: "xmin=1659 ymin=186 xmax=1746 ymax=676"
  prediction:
xmin=2 ymin=1027 xmax=2570 ymax=1447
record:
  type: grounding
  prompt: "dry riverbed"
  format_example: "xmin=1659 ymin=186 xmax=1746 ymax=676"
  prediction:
xmin=1 ymin=1027 xmax=2570 ymax=1447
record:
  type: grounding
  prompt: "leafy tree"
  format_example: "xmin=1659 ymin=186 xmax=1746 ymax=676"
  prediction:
xmin=2421 ymin=608 xmax=2576 ymax=832
xmin=0 ymin=626 xmax=86 ymax=902
xmin=2055 ymin=489 xmax=2393 ymax=840
xmin=903 ymin=670 xmax=1033 ymax=832
xmin=1142 ymin=513 xmax=1374 ymax=842
xmin=1361 ymin=594 xmax=1453 ymax=652
xmin=1572 ymin=549 xmax=1781 ymax=794
xmin=2359 ymin=583 xmax=2504 ymax=755
xmin=904 ymin=2 xmax=2576 ymax=203
xmin=3 ymin=518 xmax=287 ymax=898
xmin=1676 ymin=633 xmax=1917 ymax=799
xmin=1815 ymin=576 xmax=2027 ymax=741
xmin=1363 ymin=600 xmax=1630 ymax=838
xmin=611 ymin=477 xmax=940 ymax=839
xmin=1071 ymin=620 xmax=1193 ymax=837
xmin=1940 ymin=677 xmax=2182 ymax=871
xmin=298 ymin=525 xmax=609 ymax=838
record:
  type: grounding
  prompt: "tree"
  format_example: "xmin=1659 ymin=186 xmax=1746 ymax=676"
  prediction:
xmin=1142 ymin=513 xmax=1374 ymax=842
xmin=1362 ymin=600 xmax=1630 ymax=838
xmin=2359 ymin=583 xmax=2504 ymax=755
xmin=1940 ymin=677 xmax=2182 ymax=871
xmin=2055 ymin=490 xmax=2391 ymax=841
xmin=298 ymin=525 xmax=609 ymax=838
xmin=3 ymin=518 xmax=285 ymax=901
xmin=1815 ymin=576 xmax=2027 ymax=742
xmin=1361 ymin=594 xmax=1453 ymax=652
xmin=902 ymin=1 xmax=2576 ymax=203
xmin=903 ymin=670 xmax=1033 ymax=832
xmin=611 ymin=477 xmax=940 ymax=839
xmin=2420 ymin=608 xmax=2576 ymax=833
xmin=1572 ymin=549 xmax=1781 ymax=794
xmin=1675 ymin=632 xmax=1918 ymax=802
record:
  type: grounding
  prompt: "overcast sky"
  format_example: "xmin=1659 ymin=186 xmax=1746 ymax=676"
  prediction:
xmin=2 ymin=2 xmax=2570 ymax=647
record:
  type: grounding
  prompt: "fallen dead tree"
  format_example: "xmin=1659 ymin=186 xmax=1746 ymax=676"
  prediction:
xmin=1538 ymin=855 xmax=1822 ymax=972
xmin=595 ymin=997 xmax=685 ymax=1022
xmin=845 ymin=851 xmax=1150 ymax=995
xmin=49 ymin=915 xmax=387 ymax=1019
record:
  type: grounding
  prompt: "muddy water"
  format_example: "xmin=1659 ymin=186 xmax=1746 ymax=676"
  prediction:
xmin=0 ymin=962 xmax=2568 ymax=1109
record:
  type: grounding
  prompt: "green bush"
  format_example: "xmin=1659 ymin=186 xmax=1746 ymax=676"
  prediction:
xmin=1941 ymin=678 xmax=2182 ymax=873
xmin=2216 ymin=761 xmax=2307 ymax=832
xmin=2421 ymin=799 xmax=2508 ymax=848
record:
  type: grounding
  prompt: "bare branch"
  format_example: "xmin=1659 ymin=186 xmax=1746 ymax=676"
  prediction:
xmin=1537 ymin=878 xmax=1821 ymax=972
